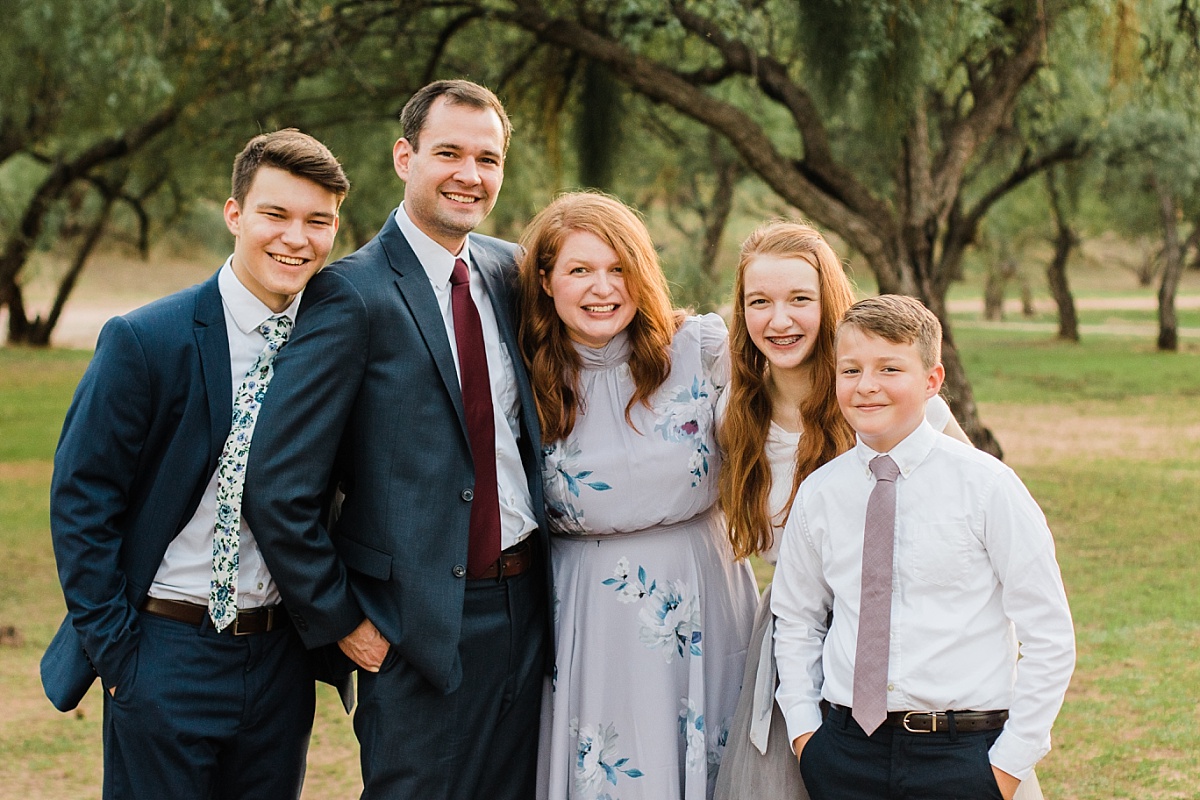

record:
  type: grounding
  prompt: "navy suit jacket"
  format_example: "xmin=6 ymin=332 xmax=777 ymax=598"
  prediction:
xmin=42 ymin=271 xmax=354 ymax=711
xmin=244 ymin=213 xmax=549 ymax=693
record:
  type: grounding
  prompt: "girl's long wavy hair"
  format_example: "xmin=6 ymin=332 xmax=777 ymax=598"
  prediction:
xmin=517 ymin=192 xmax=681 ymax=442
xmin=718 ymin=221 xmax=857 ymax=559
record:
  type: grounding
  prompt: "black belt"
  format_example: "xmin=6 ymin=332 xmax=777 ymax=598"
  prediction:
xmin=142 ymin=597 xmax=288 ymax=635
xmin=833 ymin=705 xmax=1008 ymax=733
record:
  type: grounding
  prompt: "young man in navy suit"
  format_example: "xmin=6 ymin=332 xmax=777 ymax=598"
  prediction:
xmin=43 ymin=129 xmax=350 ymax=799
xmin=244 ymin=80 xmax=550 ymax=799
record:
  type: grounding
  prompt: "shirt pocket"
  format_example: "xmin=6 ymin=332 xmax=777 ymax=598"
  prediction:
xmin=903 ymin=522 xmax=972 ymax=587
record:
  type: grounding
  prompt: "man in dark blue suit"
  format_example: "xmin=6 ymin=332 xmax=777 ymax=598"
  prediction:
xmin=43 ymin=130 xmax=351 ymax=799
xmin=244 ymin=80 xmax=550 ymax=799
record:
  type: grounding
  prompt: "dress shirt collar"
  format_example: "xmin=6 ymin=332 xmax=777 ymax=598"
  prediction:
xmin=394 ymin=203 xmax=473 ymax=290
xmin=853 ymin=417 xmax=938 ymax=479
xmin=218 ymin=257 xmax=300 ymax=335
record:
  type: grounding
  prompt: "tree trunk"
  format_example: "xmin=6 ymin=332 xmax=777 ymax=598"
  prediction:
xmin=10 ymin=193 xmax=117 ymax=346
xmin=984 ymin=256 xmax=1018 ymax=321
xmin=1045 ymin=170 xmax=1080 ymax=342
xmin=1152 ymin=176 xmax=1182 ymax=352
xmin=697 ymin=133 xmax=741 ymax=284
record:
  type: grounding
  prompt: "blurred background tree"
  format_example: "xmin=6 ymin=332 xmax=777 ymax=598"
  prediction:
xmin=2 ymin=0 xmax=1197 ymax=456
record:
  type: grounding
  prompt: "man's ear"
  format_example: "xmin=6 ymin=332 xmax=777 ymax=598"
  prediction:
xmin=223 ymin=198 xmax=241 ymax=238
xmin=393 ymin=138 xmax=413 ymax=181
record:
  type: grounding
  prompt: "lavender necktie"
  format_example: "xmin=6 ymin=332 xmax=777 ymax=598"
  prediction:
xmin=852 ymin=454 xmax=900 ymax=734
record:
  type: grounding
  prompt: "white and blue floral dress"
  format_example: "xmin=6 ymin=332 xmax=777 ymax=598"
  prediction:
xmin=536 ymin=314 xmax=759 ymax=800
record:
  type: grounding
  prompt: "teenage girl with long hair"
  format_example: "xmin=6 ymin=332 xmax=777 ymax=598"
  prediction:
xmin=712 ymin=221 xmax=1042 ymax=799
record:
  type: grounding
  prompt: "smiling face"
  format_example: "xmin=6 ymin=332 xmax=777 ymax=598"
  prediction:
xmin=223 ymin=166 xmax=340 ymax=313
xmin=393 ymin=96 xmax=505 ymax=253
xmin=835 ymin=325 xmax=944 ymax=453
xmin=743 ymin=254 xmax=823 ymax=377
xmin=541 ymin=229 xmax=638 ymax=349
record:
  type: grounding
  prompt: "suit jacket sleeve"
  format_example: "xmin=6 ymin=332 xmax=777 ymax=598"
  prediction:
xmin=243 ymin=268 xmax=369 ymax=647
xmin=49 ymin=316 xmax=152 ymax=688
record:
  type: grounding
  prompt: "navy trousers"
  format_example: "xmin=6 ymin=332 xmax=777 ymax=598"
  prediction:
xmin=102 ymin=610 xmax=315 ymax=800
xmin=354 ymin=566 xmax=548 ymax=800
xmin=800 ymin=705 xmax=1004 ymax=800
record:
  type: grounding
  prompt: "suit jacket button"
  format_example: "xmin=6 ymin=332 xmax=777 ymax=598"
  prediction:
xmin=452 ymin=564 xmax=467 ymax=578
xmin=461 ymin=488 xmax=474 ymax=502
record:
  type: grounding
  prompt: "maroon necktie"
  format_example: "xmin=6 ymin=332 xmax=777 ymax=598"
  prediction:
xmin=450 ymin=258 xmax=502 ymax=578
xmin=852 ymin=454 xmax=900 ymax=734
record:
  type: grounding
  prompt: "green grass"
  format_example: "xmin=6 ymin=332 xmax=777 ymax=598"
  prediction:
xmin=3 ymin=332 xmax=1199 ymax=798
xmin=953 ymin=327 xmax=1200 ymax=404
xmin=951 ymin=307 xmax=1200 ymax=329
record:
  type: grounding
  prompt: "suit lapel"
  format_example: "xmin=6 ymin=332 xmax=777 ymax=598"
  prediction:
xmin=378 ymin=218 xmax=468 ymax=431
xmin=194 ymin=271 xmax=232 ymax=470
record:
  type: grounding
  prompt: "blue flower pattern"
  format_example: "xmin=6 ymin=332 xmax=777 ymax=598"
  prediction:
xmin=543 ymin=438 xmax=612 ymax=535
xmin=571 ymin=719 xmax=644 ymax=799
xmin=604 ymin=558 xmax=702 ymax=662
xmin=653 ymin=376 xmax=714 ymax=487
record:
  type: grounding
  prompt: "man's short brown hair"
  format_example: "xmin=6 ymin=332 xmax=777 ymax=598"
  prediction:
xmin=837 ymin=294 xmax=943 ymax=368
xmin=231 ymin=129 xmax=350 ymax=207
xmin=399 ymin=79 xmax=512 ymax=154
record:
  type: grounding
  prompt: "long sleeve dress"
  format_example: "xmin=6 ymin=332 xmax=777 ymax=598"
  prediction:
xmin=535 ymin=314 xmax=759 ymax=800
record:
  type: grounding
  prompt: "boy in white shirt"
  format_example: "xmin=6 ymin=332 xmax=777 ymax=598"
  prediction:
xmin=772 ymin=295 xmax=1075 ymax=800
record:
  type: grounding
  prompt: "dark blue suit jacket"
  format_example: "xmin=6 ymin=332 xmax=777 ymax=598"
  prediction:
xmin=41 ymin=271 xmax=355 ymax=711
xmin=244 ymin=214 xmax=549 ymax=693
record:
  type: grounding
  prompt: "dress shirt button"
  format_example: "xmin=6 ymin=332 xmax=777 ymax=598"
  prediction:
xmin=887 ymin=683 xmax=895 ymax=692
xmin=257 ymin=582 xmax=264 ymax=590
xmin=452 ymin=564 xmax=467 ymax=578
xmin=461 ymin=488 xmax=474 ymax=502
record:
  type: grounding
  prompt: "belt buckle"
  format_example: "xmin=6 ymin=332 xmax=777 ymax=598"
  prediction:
xmin=231 ymin=607 xmax=271 ymax=636
xmin=903 ymin=711 xmax=938 ymax=733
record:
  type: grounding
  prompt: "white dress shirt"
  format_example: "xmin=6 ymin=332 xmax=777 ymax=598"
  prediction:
xmin=149 ymin=260 xmax=300 ymax=608
xmin=772 ymin=419 xmax=1075 ymax=780
xmin=394 ymin=205 xmax=537 ymax=547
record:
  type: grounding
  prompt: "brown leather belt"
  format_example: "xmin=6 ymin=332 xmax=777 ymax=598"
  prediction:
xmin=142 ymin=597 xmax=288 ymax=636
xmin=885 ymin=709 xmax=1009 ymax=733
xmin=831 ymin=705 xmax=1008 ymax=733
xmin=474 ymin=540 xmax=534 ymax=580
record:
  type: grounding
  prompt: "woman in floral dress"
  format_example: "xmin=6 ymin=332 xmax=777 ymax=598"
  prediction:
xmin=518 ymin=192 xmax=758 ymax=800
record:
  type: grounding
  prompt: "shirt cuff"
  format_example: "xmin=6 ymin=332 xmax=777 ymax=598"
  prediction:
xmin=988 ymin=728 xmax=1050 ymax=782
xmin=780 ymin=700 xmax=825 ymax=745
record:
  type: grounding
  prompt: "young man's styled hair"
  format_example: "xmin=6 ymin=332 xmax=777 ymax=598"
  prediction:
xmin=399 ymin=79 xmax=512 ymax=155
xmin=838 ymin=294 xmax=943 ymax=368
xmin=231 ymin=128 xmax=350 ymax=207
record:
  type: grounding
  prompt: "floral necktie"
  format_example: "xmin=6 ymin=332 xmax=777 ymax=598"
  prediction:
xmin=209 ymin=314 xmax=293 ymax=630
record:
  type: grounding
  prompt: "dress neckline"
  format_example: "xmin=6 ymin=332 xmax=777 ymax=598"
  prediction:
xmin=574 ymin=330 xmax=632 ymax=369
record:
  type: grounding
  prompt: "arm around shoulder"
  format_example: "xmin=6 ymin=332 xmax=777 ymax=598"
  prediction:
xmin=244 ymin=269 xmax=371 ymax=648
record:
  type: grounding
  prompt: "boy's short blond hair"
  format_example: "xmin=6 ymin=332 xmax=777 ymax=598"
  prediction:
xmin=838 ymin=294 xmax=942 ymax=368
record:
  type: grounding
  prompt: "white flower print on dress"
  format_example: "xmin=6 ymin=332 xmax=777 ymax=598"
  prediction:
xmin=604 ymin=559 xmax=703 ymax=662
xmin=653 ymin=376 xmax=714 ymax=487
xmin=542 ymin=438 xmax=611 ymax=534
xmin=571 ymin=718 xmax=644 ymax=799
xmin=678 ymin=699 xmax=706 ymax=773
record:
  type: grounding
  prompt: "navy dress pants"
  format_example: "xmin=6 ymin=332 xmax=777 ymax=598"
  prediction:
xmin=354 ymin=565 xmax=548 ymax=800
xmin=102 ymin=610 xmax=315 ymax=800
xmin=800 ymin=705 xmax=1005 ymax=800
